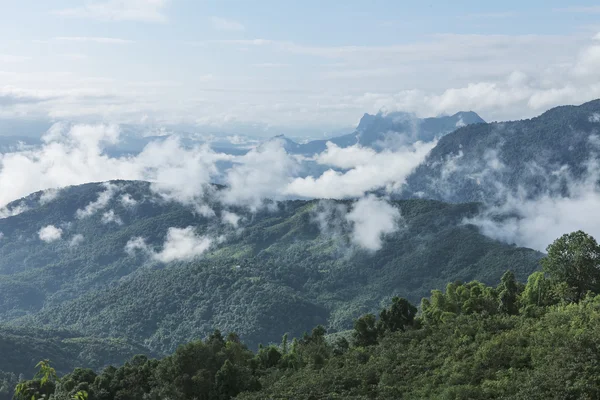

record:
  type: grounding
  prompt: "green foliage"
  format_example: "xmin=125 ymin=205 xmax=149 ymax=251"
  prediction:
xmin=541 ymin=230 xmax=600 ymax=301
xmin=497 ymin=270 xmax=519 ymax=315
xmin=377 ymin=296 xmax=417 ymax=335
xmin=0 ymin=181 xmax=541 ymax=356
xmin=14 ymin=360 xmax=58 ymax=400
xmin=352 ymin=314 xmax=378 ymax=347
xmin=13 ymin=230 xmax=600 ymax=400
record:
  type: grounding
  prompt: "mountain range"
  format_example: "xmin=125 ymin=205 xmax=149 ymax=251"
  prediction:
xmin=0 ymin=181 xmax=539 ymax=363
xmin=2 ymin=99 xmax=600 ymax=394
xmin=271 ymin=110 xmax=485 ymax=155
xmin=402 ymin=99 xmax=600 ymax=203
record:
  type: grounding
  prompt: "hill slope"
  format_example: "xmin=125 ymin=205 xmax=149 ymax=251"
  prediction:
xmin=403 ymin=99 xmax=600 ymax=203
xmin=0 ymin=181 xmax=540 ymax=354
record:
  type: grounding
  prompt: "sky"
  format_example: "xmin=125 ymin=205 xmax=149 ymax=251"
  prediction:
xmin=1 ymin=0 xmax=600 ymax=135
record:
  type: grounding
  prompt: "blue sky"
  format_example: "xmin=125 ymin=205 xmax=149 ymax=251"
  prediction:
xmin=1 ymin=0 xmax=600 ymax=134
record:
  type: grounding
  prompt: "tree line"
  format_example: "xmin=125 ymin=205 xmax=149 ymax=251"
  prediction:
xmin=13 ymin=230 xmax=600 ymax=400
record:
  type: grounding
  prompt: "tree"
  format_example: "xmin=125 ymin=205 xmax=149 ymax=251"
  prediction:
xmin=353 ymin=314 xmax=378 ymax=347
xmin=520 ymin=271 xmax=552 ymax=308
xmin=14 ymin=360 xmax=58 ymax=400
xmin=541 ymin=231 xmax=600 ymax=302
xmin=377 ymin=297 xmax=417 ymax=334
xmin=497 ymin=270 xmax=519 ymax=315
xmin=215 ymin=360 xmax=240 ymax=400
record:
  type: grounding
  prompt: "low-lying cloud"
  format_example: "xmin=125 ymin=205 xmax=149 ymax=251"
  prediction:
xmin=38 ymin=225 xmax=63 ymax=242
xmin=346 ymin=195 xmax=402 ymax=251
xmin=126 ymin=226 xmax=213 ymax=262
xmin=311 ymin=196 xmax=402 ymax=252
xmin=465 ymin=157 xmax=600 ymax=251
xmin=286 ymin=141 xmax=435 ymax=199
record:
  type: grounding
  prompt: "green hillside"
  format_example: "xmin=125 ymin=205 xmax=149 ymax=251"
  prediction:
xmin=12 ymin=230 xmax=600 ymax=400
xmin=0 ymin=181 xmax=540 ymax=356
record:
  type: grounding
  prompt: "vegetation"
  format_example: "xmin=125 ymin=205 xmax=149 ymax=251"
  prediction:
xmin=7 ymin=230 xmax=600 ymax=400
xmin=404 ymin=98 xmax=600 ymax=202
xmin=0 ymin=181 xmax=540 ymax=356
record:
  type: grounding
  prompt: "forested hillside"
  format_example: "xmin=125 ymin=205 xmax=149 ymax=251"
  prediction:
xmin=11 ymin=231 xmax=600 ymax=400
xmin=403 ymin=99 xmax=600 ymax=203
xmin=0 ymin=181 xmax=540 ymax=356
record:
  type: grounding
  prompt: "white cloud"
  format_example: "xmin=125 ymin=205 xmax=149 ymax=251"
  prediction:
xmin=0 ymin=202 xmax=28 ymax=219
xmin=76 ymin=183 xmax=119 ymax=219
xmin=155 ymin=227 xmax=212 ymax=262
xmin=125 ymin=236 xmax=149 ymax=256
xmin=0 ymin=124 xmax=231 ymax=210
xmin=126 ymin=227 xmax=212 ymax=262
xmin=69 ymin=234 xmax=85 ymax=247
xmin=101 ymin=209 xmax=123 ymax=225
xmin=466 ymin=158 xmax=600 ymax=252
xmin=345 ymin=195 xmax=401 ymax=251
xmin=54 ymin=0 xmax=169 ymax=22
xmin=120 ymin=193 xmax=138 ymax=207
xmin=590 ymin=113 xmax=600 ymax=123
xmin=1 ymin=32 xmax=599 ymax=128
xmin=221 ymin=211 xmax=241 ymax=227
xmin=38 ymin=225 xmax=63 ymax=242
xmin=221 ymin=139 xmax=299 ymax=210
xmin=286 ymin=141 xmax=435 ymax=199
xmin=39 ymin=188 xmax=61 ymax=204
xmin=211 ymin=16 xmax=245 ymax=31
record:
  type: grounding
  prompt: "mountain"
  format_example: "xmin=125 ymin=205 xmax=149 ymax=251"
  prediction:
xmin=0 ymin=181 xmax=540 ymax=357
xmin=402 ymin=99 xmax=600 ymax=203
xmin=273 ymin=111 xmax=485 ymax=155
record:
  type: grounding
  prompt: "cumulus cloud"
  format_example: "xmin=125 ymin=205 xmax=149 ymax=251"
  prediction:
xmin=310 ymin=197 xmax=402 ymax=252
xmin=0 ymin=121 xmax=435 ymax=228
xmin=155 ymin=227 xmax=212 ymax=262
xmin=0 ymin=123 xmax=232 ymax=210
xmin=101 ymin=209 xmax=123 ymax=225
xmin=286 ymin=141 xmax=435 ymax=199
xmin=69 ymin=234 xmax=85 ymax=247
xmin=345 ymin=195 xmax=402 ymax=251
xmin=125 ymin=226 xmax=213 ymax=262
xmin=221 ymin=211 xmax=241 ymax=228
xmin=141 ymin=138 xmax=231 ymax=214
xmin=221 ymin=139 xmax=299 ymax=210
xmin=38 ymin=225 xmax=63 ymax=242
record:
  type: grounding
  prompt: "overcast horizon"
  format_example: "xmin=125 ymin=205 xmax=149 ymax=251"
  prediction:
xmin=1 ymin=0 xmax=600 ymax=136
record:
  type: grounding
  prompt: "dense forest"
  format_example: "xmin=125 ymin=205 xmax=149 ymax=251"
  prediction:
xmin=9 ymin=230 xmax=600 ymax=400
xmin=0 ymin=181 xmax=540 ymax=354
